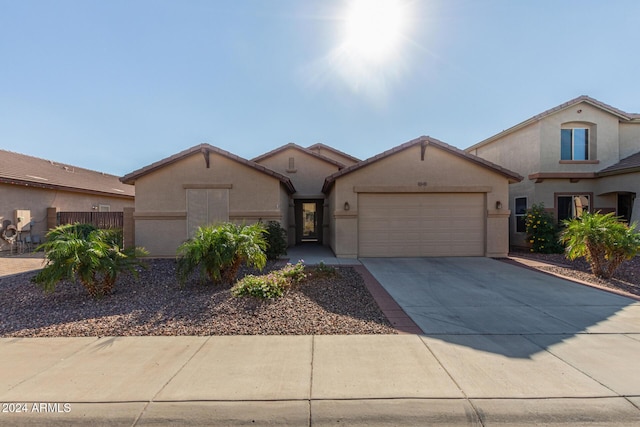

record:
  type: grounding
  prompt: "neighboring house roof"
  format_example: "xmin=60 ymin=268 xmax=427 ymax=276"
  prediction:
xmin=307 ymin=143 xmax=361 ymax=163
xmin=0 ymin=149 xmax=134 ymax=198
xmin=120 ymin=143 xmax=296 ymax=194
xmin=467 ymin=95 xmax=640 ymax=152
xmin=252 ymin=143 xmax=346 ymax=168
xmin=322 ymin=136 xmax=523 ymax=193
xmin=597 ymin=151 xmax=640 ymax=177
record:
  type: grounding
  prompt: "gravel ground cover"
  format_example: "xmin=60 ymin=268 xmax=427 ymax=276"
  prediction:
xmin=0 ymin=259 xmax=397 ymax=337
xmin=510 ymin=251 xmax=640 ymax=298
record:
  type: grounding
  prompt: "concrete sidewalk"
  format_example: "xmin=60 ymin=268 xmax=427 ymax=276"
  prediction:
xmin=1 ymin=334 xmax=640 ymax=425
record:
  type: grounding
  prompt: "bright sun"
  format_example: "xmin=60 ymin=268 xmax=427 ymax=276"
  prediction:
xmin=343 ymin=0 xmax=408 ymax=64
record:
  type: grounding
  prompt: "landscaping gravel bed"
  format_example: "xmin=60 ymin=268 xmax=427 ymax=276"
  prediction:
xmin=511 ymin=252 xmax=640 ymax=298
xmin=0 ymin=259 xmax=397 ymax=337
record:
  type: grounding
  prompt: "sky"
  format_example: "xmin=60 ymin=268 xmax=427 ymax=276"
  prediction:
xmin=1 ymin=0 xmax=639 ymax=177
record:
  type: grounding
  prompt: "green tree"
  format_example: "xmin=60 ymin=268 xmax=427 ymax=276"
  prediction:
xmin=561 ymin=212 xmax=640 ymax=279
xmin=33 ymin=224 xmax=148 ymax=298
xmin=176 ymin=222 xmax=267 ymax=285
xmin=525 ymin=203 xmax=564 ymax=253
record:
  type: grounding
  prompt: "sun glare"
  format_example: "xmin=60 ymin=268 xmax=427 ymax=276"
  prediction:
xmin=343 ymin=0 xmax=408 ymax=64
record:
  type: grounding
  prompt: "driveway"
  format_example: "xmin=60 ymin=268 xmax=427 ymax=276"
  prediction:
xmin=361 ymin=257 xmax=640 ymax=356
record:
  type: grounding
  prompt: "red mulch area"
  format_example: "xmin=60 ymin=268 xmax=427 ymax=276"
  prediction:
xmin=510 ymin=251 xmax=640 ymax=298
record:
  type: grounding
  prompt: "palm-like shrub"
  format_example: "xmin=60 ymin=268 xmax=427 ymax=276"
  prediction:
xmin=176 ymin=222 xmax=267 ymax=285
xmin=33 ymin=224 xmax=148 ymax=298
xmin=561 ymin=212 xmax=640 ymax=279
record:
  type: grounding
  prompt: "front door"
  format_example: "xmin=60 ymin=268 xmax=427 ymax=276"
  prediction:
xmin=618 ymin=193 xmax=634 ymax=223
xmin=294 ymin=200 xmax=323 ymax=244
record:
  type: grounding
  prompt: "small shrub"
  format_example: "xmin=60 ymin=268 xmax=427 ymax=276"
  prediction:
xmin=279 ymin=261 xmax=306 ymax=283
xmin=33 ymin=223 xmax=148 ymax=298
xmin=262 ymin=221 xmax=288 ymax=260
xmin=231 ymin=273 xmax=289 ymax=299
xmin=561 ymin=212 xmax=640 ymax=279
xmin=314 ymin=261 xmax=337 ymax=277
xmin=525 ymin=203 xmax=564 ymax=253
xmin=176 ymin=222 xmax=267 ymax=285
xmin=232 ymin=261 xmax=306 ymax=299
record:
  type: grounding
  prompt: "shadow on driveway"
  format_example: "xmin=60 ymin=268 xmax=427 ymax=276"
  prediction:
xmin=361 ymin=257 xmax=640 ymax=358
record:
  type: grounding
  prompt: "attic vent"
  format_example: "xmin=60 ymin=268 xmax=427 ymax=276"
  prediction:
xmin=26 ymin=175 xmax=48 ymax=181
xmin=287 ymin=157 xmax=296 ymax=173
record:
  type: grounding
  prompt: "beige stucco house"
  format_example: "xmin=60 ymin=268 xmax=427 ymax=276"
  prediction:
xmin=466 ymin=96 xmax=640 ymax=249
xmin=121 ymin=138 xmax=521 ymax=258
xmin=0 ymin=149 xmax=134 ymax=252
xmin=323 ymin=137 xmax=522 ymax=258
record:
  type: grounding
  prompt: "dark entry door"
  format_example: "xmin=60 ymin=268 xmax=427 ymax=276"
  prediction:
xmin=618 ymin=193 xmax=634 ymax=223
xmin=295 ymin=200 xmax=323 ymax=244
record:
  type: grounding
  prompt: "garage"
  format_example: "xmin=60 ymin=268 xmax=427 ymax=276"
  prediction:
xmin=358 ymin=193 xmax=485 ymax=257
xmin=322 ymin=136 xmax=522 ymax=259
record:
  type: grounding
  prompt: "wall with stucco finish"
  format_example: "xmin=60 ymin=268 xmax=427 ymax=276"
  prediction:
xmin=132 ymin=151 xmax=287 ymax=256
xmin=327 ymin=143 xmax=512 ymax=258
xmin=0 ymin=183 xmax=133 ymax=252
xmin=255 ymin=147 xmax=340 ymax=198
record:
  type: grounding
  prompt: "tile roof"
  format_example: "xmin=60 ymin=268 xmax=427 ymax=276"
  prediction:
xmin=252 ymin=143 xmax=346 ymax=168
xmin=467 ymin=95 xmax=640 ymax=151
xmin=120 ymin=144 xmax=296 ymax=194
xmin=597 ymin=151 xmax=640 ymax=176
xmin=0 ymin=149 xmax=134 ymax=198
xmin=322 ymin=136 xmax=523 ymax=193
xmin=307 ymin=143 xmax=361 ymax=163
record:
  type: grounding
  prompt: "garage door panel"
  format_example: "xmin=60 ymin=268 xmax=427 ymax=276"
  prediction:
xmin=358 ymin=193 xmax=485 ymax=257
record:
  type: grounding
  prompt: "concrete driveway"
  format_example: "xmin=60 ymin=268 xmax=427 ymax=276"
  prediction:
xmin=361 ymin=257 xmax=640 ymax=403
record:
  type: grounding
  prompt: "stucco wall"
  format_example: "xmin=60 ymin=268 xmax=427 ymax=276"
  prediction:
xmin=256 ymin=147 xmax=340 ymax=198
xmin=619 ymin=123 xmax=640 ymax=159
xmin=132 ymin=151 xmax=286 ymax=256
xmin=538 ymin=103 xmax=621 ymax=171
xmin=0 ymin=183 xmax=133 ymax=252
xmin=328 ymin=144 xmax=512 ymax=258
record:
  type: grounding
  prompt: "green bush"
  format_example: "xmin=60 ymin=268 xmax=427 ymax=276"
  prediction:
xmin=32 ymin=223 xmax=148 ymax=298
xmin=262 ymin=221 xmax=288 ymax=260
xmin=231 ymin=273 xmax=289 ymax=299
xmin=524 ymin=203 xmax=564 ymax=253
xmin=232 ymin=261 xmax=306 ymax=299
xmin=313 ymin=261 xmax=337 ymax=277
xmin=278 ymin=261 xmax=306 ymax=283
xmin=561 ymin=212 xmax=640 ymax=279
xmin=176 ymin=222 xmax=267 ymax=285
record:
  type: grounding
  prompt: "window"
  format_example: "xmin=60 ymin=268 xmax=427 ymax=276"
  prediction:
xmin=514 ymin=197 xmax=527 ymax=233
xmin=557 ymin=195 xmax=590 ymax=223
xmin=98 ymin=204 xmax=111 ymax=212
xmin=561 ymin=128 xmax=589 ymax=160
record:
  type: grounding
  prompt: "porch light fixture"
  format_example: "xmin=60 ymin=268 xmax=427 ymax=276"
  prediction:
xmin=495 ymin=201 xmax=502 ymax=210
xmin=344 ymin=201 xmax=350 ymax=211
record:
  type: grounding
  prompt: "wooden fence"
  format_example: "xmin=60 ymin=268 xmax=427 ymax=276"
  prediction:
xmin=57 ymin=211 xmax=124 ymax=229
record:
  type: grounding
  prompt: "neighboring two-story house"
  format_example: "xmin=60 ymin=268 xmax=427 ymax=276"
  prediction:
xmin=466 ymin=96 xmax=640 ymax=249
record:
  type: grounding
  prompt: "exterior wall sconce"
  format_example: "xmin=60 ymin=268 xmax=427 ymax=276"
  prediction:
xmin=344 ymin=202 xmax=350 ymax=211
xmin=495 ymin=201 xmax=502 ymax=210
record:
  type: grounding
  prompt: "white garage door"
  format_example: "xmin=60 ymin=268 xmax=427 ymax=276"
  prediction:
xmin=358 ymin=193 xmax=485 ymax=257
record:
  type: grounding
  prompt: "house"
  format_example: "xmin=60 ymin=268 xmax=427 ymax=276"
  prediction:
xmin=466 ymin=96 xmax=640 ymax=249
xmin=0 ymin=149 xmax=135 ymax=252
xmin=122 ymin=138 xmax=521 ymax=258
